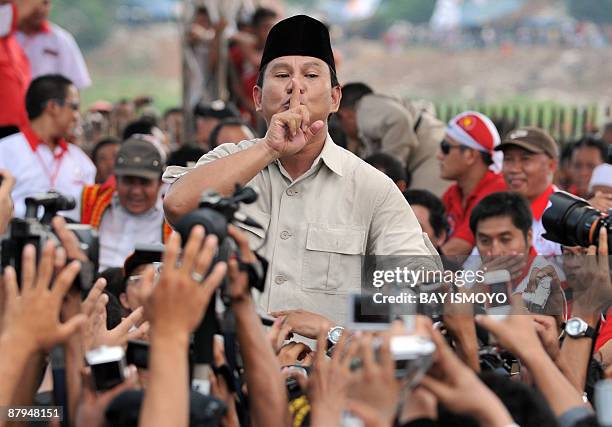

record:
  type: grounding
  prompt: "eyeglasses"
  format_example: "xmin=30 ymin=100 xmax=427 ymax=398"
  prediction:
xmin=439 ymin=139 xmax=465 ymax=155
xmin=48 ymin=98 xmax=80 ymax=111
xmin=126 ymin=275 xmax=143 ymax=287
xmin=126 ymin=262 xmax=163 ymax=287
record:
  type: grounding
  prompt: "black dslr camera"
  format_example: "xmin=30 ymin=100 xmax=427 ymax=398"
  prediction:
xmin=543 ymin=191 xmax=611 ymax=254
xmin=174 ymin=184 xmax=267 ymax=298
xmin=0 ymin=192 xmax=99 ymax=290
xmin=174 ymin=185 xmax=267 ymax=369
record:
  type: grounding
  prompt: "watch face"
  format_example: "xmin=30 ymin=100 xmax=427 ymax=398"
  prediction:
xmin=329 ymin=327 xmax=343 ymax=343
xmin=566 ymin=319 xmax=583 ymax=336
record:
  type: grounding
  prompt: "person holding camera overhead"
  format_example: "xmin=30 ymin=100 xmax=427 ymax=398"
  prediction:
xmin=163 ymin=15 xmax=438 ymax=329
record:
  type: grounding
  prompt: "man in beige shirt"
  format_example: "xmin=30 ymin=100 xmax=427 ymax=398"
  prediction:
xmin=163 ymin=15 xmax=438 ymax=326
xmin=336 ymin=82 xmax=449 ymax=197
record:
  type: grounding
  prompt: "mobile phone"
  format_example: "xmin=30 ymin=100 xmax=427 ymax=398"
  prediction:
xmin=126 ymin=340 xmax=149 ymax=369
xmin=347 ymin=293 xmax=392 ymax=331
xmin=483 ymin=270 xmax=512 ymax=319
xmin=86 ymin=346 xmax=127 ymax=391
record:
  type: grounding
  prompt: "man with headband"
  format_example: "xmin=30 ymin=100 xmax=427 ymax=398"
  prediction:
xmin=163 ymin=15 xmax=438 ymax=326
xmin=437 ymin=111 xmax=507 ymax=259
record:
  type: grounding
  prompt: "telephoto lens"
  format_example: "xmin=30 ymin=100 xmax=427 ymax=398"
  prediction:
xmin=543 ymin=191 xmax=612 ymax=254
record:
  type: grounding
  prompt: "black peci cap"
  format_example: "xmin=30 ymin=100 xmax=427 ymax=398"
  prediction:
xmin=259 ymin=15 xmax=335 ymax=73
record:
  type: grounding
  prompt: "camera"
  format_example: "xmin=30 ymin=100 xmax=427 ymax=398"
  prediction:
xmin=0 ymin=192 xmax=99 ymax=290
xmin=348 ymin=293 xmax=394 ymax=331
xmin=175 ymin=185 xmax=268 ymax=376
xmin=174 ymin=184 xmax=267 ymax=296
xmin=86 ymin=346 xmax=127 ymax=391
xmin=387 ymin=335 xmax=435 ymax=383
xmin=542 ymin=191 xmax=611 ymax=254
xmin=126 ymin=340 xmax=149 ymax=369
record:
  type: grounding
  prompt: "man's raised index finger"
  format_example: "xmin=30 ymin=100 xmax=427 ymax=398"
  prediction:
xmin=289 ymin=88 xmax=300 ymax=110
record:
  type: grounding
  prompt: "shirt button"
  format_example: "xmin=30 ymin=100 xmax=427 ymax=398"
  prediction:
xmin=286 ymin=188 xmax=297 ymax=196
xmin=280 ymin=230 xmax=291 ymax=240
xmin=274 ymin=275 xmax=286 ymax=285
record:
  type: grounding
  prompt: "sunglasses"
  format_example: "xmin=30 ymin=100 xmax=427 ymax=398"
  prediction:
xmin=439 ymin=139 xmax=465 ymax=155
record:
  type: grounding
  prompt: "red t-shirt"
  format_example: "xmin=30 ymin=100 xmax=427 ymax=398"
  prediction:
xmin=0 ymin=2 xmax=31 ymax=128
xmin=442 ymin=170 xmax=508 ymax=246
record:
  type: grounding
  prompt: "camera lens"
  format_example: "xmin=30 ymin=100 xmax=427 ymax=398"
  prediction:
xmin=542 ymin=191 xmax=611 ymax=253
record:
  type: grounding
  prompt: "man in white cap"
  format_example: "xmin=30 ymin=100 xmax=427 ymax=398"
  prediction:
xmin=588 ymin=163 xmax=612 ymax=212
xmin=437 ymin=111 xmax=507 ymax=258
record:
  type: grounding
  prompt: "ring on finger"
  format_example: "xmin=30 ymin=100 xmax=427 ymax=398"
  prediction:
xmin=191 ymin=272 xmax=205 ymax=283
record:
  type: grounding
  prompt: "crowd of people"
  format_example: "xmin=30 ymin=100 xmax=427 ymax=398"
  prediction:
xmin=1 ymin=1 xmax=612 ymax=427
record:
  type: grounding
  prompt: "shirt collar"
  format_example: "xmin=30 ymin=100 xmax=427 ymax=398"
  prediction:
xmin=531 ymin=184 xmax=556 ymax=221
xmin=316 ymin=133 xmax=344 ymax=177
xmin=22 ymin=125 xmax=68 ymax=156
xmin=274 ymin=133 xmax=344 ymax=180
xmin=462 ymin=170 xmax=498 ymax=202
xmin=514 ymin=246 xmax=539 ymax=287
xmin=39 ymin=20 xmax=51 ymax=33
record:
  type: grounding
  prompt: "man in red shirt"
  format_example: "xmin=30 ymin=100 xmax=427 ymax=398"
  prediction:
xmin=229 ymin=7 xmax=278 ymax=124
xmin=0 ymin=0 xmax=38 ymax=132
xmin=438 ymin=111 xmax=507 ymax=259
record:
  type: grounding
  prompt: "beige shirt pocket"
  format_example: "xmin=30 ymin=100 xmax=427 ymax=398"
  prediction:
xmin=302 ymin=223 xmax=366 ymax=294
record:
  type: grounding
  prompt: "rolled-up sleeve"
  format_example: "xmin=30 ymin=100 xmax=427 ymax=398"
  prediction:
xmin=162 ymin=140 xmax=257 ymax=184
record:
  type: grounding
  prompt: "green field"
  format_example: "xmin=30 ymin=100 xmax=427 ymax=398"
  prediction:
xmin=81 ymin=75 xmax=181 ymax=113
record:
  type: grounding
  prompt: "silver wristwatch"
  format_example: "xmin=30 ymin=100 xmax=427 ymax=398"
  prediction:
xmin=326 ymin=326 xmax=344 ymax=348
xmin=564 ymin=317 xmax=596 ymax=339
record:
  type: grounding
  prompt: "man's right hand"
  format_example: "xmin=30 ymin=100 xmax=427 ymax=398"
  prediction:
xmin=263 ymin=89 xmax=325 ymax=158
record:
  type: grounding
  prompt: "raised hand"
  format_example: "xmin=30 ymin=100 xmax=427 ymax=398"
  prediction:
xmin=139 ymin=227 xmax=227 ymax=338
xmin=308 ymin=329 xmax=358 ymax=427
xmin=348 ymin=334 xmax=400 ymax=426
xmin=421 ymin=330 xmax=515 ymax=427
xmin=1 ymin=242 xmax=87 ymax=353
xmin=263 ymin=88 xmax=325 ymax=158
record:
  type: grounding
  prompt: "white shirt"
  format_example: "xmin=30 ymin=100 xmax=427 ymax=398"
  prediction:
xmin=15 ymin=22 xmax=91 ymax=89
xmin=0 ymin=131 xmax=95 ymax=220
xmin=97 ymin=194 xmax=165 ymax=271
xmin=0 ymin=3 xmax=13 ymax=38
xmin=532 ymin=216 xmax=562 ymax=256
